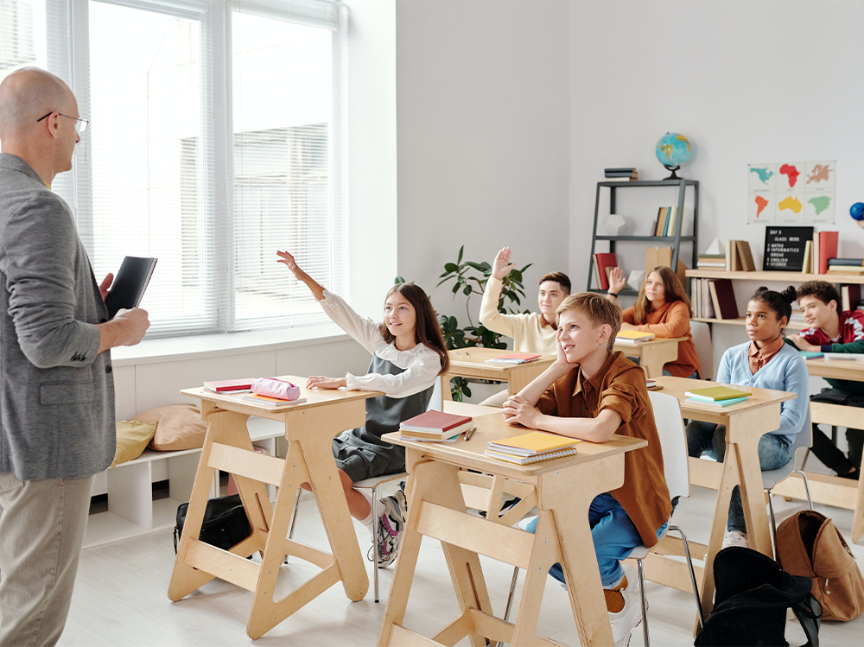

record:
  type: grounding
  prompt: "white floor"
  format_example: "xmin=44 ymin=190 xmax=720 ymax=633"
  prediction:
xmin=59 ymin=475 xmax=864 ymax=647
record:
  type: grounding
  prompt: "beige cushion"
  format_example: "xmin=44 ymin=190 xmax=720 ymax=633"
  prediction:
xmin=132 ymin=404 xmax=208 ymax=451
xmin=111 ymin=420 xmax=158 ymax=467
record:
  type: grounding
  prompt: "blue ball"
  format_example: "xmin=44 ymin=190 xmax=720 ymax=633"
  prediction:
xmin=851 ymin=202 xmax=864 ymax=222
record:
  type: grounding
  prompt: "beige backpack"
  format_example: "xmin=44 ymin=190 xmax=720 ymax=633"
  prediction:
xmin=776 ymin=510 xmax=864 ymax=622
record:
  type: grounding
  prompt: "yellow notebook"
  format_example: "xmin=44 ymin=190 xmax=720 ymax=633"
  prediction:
xmin=616 ymin=330 xmax=655 ymax=341
xmin=487 ymin=431 xmax=580 ymax=457
xmin=684 ymin=386 xmax=752 ymax=401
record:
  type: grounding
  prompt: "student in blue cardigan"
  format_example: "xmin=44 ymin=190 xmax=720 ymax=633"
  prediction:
xmin=686 ymin=286 xmax=809 ymax=549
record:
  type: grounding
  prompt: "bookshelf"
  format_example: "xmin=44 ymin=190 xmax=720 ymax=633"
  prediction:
xmin=588 ymin=179 xmax=699 ymax=295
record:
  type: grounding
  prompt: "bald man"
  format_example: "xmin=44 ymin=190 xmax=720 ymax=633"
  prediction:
xmin=0 ymin=67 xmax=149 ymax=646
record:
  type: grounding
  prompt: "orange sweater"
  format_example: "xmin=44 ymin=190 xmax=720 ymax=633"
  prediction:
xmin=621 ymin=300 xmax=701 ymax=378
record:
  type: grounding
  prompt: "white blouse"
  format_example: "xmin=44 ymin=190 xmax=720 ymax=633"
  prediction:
xmin=318 ymin=290 xmax=442 ymax=398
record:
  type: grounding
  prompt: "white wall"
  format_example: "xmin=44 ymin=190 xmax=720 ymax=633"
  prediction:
xmin=396 ymin=0 xmax=571 ymax=323
xmin=570 ymin=0 xmax=864 ymax=364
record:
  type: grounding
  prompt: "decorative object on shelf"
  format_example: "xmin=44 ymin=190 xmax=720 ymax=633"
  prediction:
xmin=748 ymin=161 xmax=836 ymax=225
xmin=604 ymin=213 xmax=629 ymax=236
xmin=655 ymin=132 xmax=691 ymax=180
xmin=705 ymin=238 xmax=724 ymax=255
xmin=628 ymin=269 xmax=644 ymax=292
xmin=763 ymin=226 xmax=814 ymax=272
xmin=850 ymin=202 xmax=864 ymax=229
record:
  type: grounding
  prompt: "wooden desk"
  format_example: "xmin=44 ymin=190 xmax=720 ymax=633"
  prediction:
xmin=377 ymin=413 xmax=647 ymax=647
xmin=648 ymin=376 xmax=795 ymax=628
xmin=441 ymin=348 xmax=555 ymax=401
xmin=772 ymin=358 xmax=864 ymax=543
xmin=169 ymin=378 xmax=382 ymax=639
xmin=614 ymin=337 xmax=683 ymax=378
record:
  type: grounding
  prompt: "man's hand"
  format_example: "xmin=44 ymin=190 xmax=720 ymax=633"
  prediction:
xmin=502 ymin=394 xmax=541 ymax=428
xmin=306 ymin=376 xmax=347 ymax=390
xmin=98 ymin=308 xmax=149 ymax=354
xmin=99 ymin=273 xmax=114 ymax=301
xmin=788 ymin=334 xmax=819 ymax=352
xmin=491 ymin=247 xmax=516 ymax=281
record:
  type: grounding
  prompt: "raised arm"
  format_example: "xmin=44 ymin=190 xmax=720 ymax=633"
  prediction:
xmin=479 ymin=247 xmax=520 ymax=338
xmin=277 ymin=250 xmax=325 ymax=300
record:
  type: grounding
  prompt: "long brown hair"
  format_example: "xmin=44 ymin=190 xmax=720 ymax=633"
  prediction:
xmin=378 ymin=284 xmax=450 ymax=375
xmin=633 ymin=265 xmax=692 ymax=324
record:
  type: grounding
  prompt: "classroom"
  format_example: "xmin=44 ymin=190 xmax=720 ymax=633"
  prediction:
xmin=1 ymin=1 xmax=863 ymax=646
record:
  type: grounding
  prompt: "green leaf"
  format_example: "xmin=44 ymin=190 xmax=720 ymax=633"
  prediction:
xmin=463 ymin=285 xmax=472 ymax=296
xmin=464 ymin=261 xmax=484 ymax=272
xmin=452 ymin=282 xmax=460 ymax=294
xmin=462 ymin=385 xmax=472 ymax=398
xmin=457 ymin=245 xmax=464 ymax=264
xmin=480 ymin=262 xmax=491 ymax=271
xmin=394 ymin=275 xmax=405 ymax=284
xmin=511 ymin=269 xmax=523 ymax=282
xmin=444 ymin=263 xmax=459 ymax=273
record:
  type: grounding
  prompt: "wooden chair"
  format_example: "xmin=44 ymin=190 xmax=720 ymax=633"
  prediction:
xmin=690 ymin=321 xmax=713 ymax=380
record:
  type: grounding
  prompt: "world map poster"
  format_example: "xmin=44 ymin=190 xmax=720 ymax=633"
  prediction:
xmin=747 ymin=160 xmax=836 ymax=225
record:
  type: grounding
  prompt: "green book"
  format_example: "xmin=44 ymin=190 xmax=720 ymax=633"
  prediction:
xmin=799 ymin=351 xmax=824 ymax=360
xmin=684 ymin=386 xmax=752 ymax=401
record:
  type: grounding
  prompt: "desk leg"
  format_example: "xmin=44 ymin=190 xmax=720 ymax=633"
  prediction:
xmin=379 ymin=458 xmax=493 ymax=647
xmin=729 ymin=417 xmax=773 ymax=558
xmin=854 ymin=477 xmax=864 ymax=544
xmin=541 ymin=454 xmax=626 ymax=647
xmin=441 ymin=373 xmax=454 ymax=401
xmin=169 ymin=409 xmax=259 ymax=601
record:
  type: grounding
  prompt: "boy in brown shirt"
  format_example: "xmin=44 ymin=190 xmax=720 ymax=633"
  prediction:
xmin=503 ymin=293 xmax=672 ymax=647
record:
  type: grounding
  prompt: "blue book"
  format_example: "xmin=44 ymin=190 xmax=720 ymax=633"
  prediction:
xmin=685 ymin=396 xmax=749 ymax=408
xmin=799 ymin=351 xmax=824 ymax=360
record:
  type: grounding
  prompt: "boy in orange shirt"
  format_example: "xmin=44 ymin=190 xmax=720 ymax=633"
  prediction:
xmin=503 ymin=293 xmax=672 ymax=647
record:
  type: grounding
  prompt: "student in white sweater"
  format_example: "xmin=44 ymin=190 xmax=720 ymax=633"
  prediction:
xmin=686 ymin=286 xmax=810 ymax=550
xmin=478 ymin=247 xmax=570 ymax=406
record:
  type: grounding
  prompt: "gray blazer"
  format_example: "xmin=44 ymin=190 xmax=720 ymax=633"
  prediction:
xmin=0 ymin=154 xmax=115 ymax=481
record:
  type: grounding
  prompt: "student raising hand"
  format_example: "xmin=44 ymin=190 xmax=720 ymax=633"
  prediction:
xmin=607 ymin=267 xmax=626 ymax=297
xmin=277 ymin=250 xmax=325 ymax=300
xmin=491 ymin=246 xmax=517 ymax=281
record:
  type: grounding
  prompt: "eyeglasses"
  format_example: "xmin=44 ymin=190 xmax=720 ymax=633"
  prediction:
xmin=36 ymin=111 xmax=89 ymax=133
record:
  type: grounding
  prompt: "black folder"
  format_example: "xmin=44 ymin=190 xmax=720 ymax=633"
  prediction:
xmin=105 ymin=256 xmax=158 ymax=319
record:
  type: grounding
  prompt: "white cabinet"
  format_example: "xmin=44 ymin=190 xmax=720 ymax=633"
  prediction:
xmin=85 ymin=417 xmax=285 ymax=548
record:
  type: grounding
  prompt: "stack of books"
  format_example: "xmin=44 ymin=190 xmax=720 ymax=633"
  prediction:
xmin=605 ymin=167 xmax=638 ymax=181
xmin=725 ymin=241 xmax=756 ymax=271
xmin=684 ymin=386 xmax=751 ymax=407
xmin=697 ymin=253 xmax=726 ymax=269
xmin=809 ymin=231 xmax=839 ymax=274
xmin=592 ymin=252 xmax=618 ymax=290
xmin=827 ymin=258 xmax=864 ymax=275
xmin=616 ymin=330 xmax=655 ymax=345
xmin=485 ymin=431 xmax=580 ymax=465
xmin=840 ymin=285 xmax=864 ymax=312
xmin=691 ymin=278 xmax=738 ymax=320
xmin=399 ymin=411 xmax=474 ymax=442
xmin=203 ymin=379 xmax=254 ymax=394
xmin=485 ymin=353 xmax=541 ymax=365
xmin=651 ymin=206 xmax=686 ymax=237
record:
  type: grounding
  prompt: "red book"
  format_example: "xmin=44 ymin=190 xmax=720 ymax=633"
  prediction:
xmin=708 ymin=279 xmax=739 ymax=320
xmin=203 ymin=378 xmax=255 ymax=392
xmin=399 ymin=410 xmax=473 ymax=435
xmin=594 ymin=253 xmax=618 ymax=291
xmin=818 ymin=231 xmax=839 ymax=274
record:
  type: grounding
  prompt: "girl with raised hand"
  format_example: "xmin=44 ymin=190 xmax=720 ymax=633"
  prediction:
xmin=608 ymin=265 xmax=701 ymax=378
xmin=685 ymin=286 xmax=810 ymax=549
xmin=277 ymin=250 xmax=449 ymax=568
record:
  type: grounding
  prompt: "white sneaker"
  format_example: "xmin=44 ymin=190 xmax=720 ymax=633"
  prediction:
xmin=516 ymin=515 xmax=537 ymax=531
xmin=721 ymin=529 xmax=749 ymax=550
xmin=609 ymin=588 xmax=642 ymax=647
xmin=619 ymin=563 xmax=640 ymax=600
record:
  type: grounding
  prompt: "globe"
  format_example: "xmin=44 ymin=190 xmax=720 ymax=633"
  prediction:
xmin=655 ymin=132 xmax=691 ymax=180
xmin=851 ymin=202 xmax=864 ymax=229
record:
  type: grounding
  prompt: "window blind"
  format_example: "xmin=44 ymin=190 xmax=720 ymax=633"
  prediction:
xmin=1 ymin=0 xmax=349 ymax=337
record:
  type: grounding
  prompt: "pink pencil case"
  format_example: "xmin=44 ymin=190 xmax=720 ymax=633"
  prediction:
xmin=251 ymin=378 xmax=301 ymax=401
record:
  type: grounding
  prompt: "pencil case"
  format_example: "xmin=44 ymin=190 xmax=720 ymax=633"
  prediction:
xmin=251 ymin=378 xmax=301 ymax=401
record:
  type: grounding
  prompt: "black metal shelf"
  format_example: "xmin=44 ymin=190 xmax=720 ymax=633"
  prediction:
xmin=598 ymin=179 xmax=699 ymax=188
xmin=595 ymin=235 xmax=697 ymax=242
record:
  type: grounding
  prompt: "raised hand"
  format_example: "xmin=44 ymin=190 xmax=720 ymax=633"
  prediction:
xmin=277 ymin=250 xmax=325 ymax=299
xmin=608 ymin=267 xmax=626 ymax=295
xmin=492 ymin=247 xmax=516 ymax=281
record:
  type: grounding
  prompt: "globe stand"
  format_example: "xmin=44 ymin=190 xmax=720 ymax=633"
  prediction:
xmin=662 ymin=165 xmax=682 ymax=181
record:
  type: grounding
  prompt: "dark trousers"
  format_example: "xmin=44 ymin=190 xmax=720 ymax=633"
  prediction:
xmin=809 ymin=389 xmax=864 ymax=475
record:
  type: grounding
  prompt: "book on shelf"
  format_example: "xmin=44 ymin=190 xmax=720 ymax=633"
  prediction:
xmin=812 ymin=231 xmax=820 ymax=275
xmin=654 ymin=207 xmax=667 ymax=236
xmin=735 ymin=241 xmax=756 ymax=271
xmin=616 ymin=330 xmax=655 ymax=343
xmin=485 ymin=353 xmax=541 ymax=364
xmin=605 ymin=167 xmax=636 ymax=174
xmin=842 ymin=285 xmax=862 ymax=311
xmin=593 ymin=252 xmax=618 ymax=290
xmin=203 ymin=378 xmax=255 ymax=393
xmin=605 ymin=176 xmax=638 ymax=182
xmin=684 ymin=396 xmax=749 ymax=408
xmin=241 ymin=393 xmax=307 ymax=407
xmin=685 ymin=386 xmax=752 ymax=401
xmin=399 ymin=410 xmax=473 ymax=439
xmin=828 ymin=258 xmax=864 ymax=267
xmin=604 ymin=168 xmax=637 ymax=180
xmin=708 ymin=278 xmax=739 ymax=319
xmin=818 ymin=231 xmax=839 ymax=274
xmin=827 ymin=266 xmax=864 ymax=274
xmin=486 ymin=431 xmax=580 ymax=457
xmin=802 ymin=240 xmax=812 ymax=274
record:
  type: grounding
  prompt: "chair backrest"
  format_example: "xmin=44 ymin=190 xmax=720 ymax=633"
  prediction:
xmin=648 ymin=391 xmax=690 ymax=499
xmin=690 ymin=321 xmax=714 ymax=380
xmin=791 ymin=402 xmax=813 ymax=455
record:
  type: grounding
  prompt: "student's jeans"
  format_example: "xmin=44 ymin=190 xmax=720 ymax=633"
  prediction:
xmin=662 ymin=369 xmax=700 ymax=378
xmin=685 ymin=421 xmax=793 ymax=533
xmin=523 ymin=492 xmax=669 ymax=588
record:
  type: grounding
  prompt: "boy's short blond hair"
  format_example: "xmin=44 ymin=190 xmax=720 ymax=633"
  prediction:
xmin=556 ymin=293 xmax=623 ymax=352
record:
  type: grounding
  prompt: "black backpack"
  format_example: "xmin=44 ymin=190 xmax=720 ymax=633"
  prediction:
xmin=695 ymin=547 xmax=822 ymax=646
xmin=173 ymin=494 xmax=252 ymax=553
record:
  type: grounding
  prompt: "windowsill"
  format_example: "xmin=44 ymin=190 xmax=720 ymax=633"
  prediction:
xmin=110 ymin=323 xmax=351 ymax=367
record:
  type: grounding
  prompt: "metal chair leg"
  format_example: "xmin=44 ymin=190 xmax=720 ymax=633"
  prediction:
xmin=792 ymin=470 xmax=814 ymax=509
xmin=638 ymin=559 xmax=649 ymax=647
xmin=767 ymin=488 xmax=778 ymax=559
xmin=668 ymin=525 xmax=704 ymax=628
xmin=372 ymin=489 xmax=380 ymax=603
xmin=285 ymin=487 xmax=303 ymax=564
xmin=800 ymin=447 xmax=812 ymax=471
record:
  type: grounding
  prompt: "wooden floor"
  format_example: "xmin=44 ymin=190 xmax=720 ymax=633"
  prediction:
xmin=60 ymin=473 xmax=864 ymax=646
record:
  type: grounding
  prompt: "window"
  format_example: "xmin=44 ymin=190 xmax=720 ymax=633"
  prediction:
xmin=1 ymin=0 xmax=348 ymax=336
